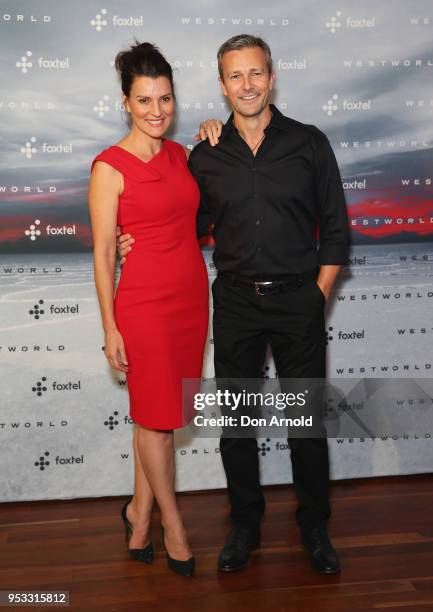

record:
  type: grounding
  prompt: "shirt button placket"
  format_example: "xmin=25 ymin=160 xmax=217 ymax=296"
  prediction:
xmin=252 ymin=164 xmax=263 ymax=272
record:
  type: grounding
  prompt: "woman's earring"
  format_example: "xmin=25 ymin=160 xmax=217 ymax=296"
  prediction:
xmin=121 ymin=104 xmax=131 ymax=124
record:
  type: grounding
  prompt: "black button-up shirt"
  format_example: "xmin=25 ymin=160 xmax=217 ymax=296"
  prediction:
xmin=188 ymin=104 xmax=349 ymax=278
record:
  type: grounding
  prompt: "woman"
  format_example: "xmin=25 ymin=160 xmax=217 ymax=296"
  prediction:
xmin=88 ymin=41 xmax=220 ymax=577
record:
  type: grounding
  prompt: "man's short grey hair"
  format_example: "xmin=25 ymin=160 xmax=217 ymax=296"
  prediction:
xmin=217 ymin=34 xmax=273 ymax=80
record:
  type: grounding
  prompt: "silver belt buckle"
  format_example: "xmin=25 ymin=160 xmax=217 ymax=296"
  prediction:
xmin=254 ymin=281 xmax=273 ymax=296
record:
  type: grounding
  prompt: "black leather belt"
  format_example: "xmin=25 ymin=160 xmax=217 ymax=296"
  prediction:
xmin=218 ymin=269 xmax=318 ymax=296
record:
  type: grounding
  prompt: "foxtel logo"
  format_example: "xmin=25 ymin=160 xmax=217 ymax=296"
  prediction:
xmin=55 ymin=454 xmax=84 ymax=464
xmin=16 ymin=51 xmax=70 ymax=73
xmin=336 ymin=329 xmax=365 ymax=340
xmin=28 ymin=298 xmax=79 ymax=320
xmin=20 ymin=137 xmax=73 ymax=159
xmin=326 ymin=10 xmax=375 ymax=34
xmin=323 ymin=94 xmax=372 ymax=116
xmin=24 ymin=219 xmax=77 ymax=241
xmin=276 ymin=58 xmax=307 ymax=70
xmin=32 ymin=377 xmax=81 ymax=396
xmin=45 ymin=224 xmax=76 ymax=235
xmin=342 ymin=179 xmax=366 ymax=189
xmin=90 ymin=8 xmax=144 ymax=31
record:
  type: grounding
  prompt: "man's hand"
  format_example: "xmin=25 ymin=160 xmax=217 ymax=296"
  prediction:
xmin=116 ymin=226 xmax=134 ymax=265
xmin=194 ymin=119 xmax=223 ymax=147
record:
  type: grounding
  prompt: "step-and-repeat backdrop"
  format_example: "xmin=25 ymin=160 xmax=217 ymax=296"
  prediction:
xmin=1 ymin=0 xmax=432 ymax=502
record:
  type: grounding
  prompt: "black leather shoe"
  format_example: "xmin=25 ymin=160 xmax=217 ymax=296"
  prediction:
xmin=161 ymin=526 xmax=195 ymax=577
xmin=301 ymin=526 xmax=340 ymax=574
xmin=121 ymin=498 xmax=154 ymax=563
xmin=218 ymin=525 xmax=261 ymax=572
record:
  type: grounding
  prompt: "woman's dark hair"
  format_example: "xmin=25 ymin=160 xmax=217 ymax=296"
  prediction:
xmin=114 ymin=40 xmax=175 ymax=98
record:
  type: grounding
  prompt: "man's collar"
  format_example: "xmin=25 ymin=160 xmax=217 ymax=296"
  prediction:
xmin=220 ymin=104 xmax=289 ymax=140
xmin=220 ymin=112 xmax=236 ymax=140
xmin=266 ymin=104 xmax=291 ymax=131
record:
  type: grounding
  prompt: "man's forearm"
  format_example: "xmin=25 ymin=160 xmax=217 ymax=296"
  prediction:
xmin=316 ymin=264 xmax=341 ymax=299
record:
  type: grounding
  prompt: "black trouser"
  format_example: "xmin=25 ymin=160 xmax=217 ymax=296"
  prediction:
xmin=212 ymin=270 xmax=331 ymax=532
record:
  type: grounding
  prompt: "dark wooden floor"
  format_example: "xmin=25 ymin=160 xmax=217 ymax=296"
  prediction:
xmin=1 ymin=474 xmax=433 ymax=611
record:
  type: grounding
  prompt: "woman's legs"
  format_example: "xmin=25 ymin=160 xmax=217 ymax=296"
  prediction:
xmin=135 ymin=424 xmax=192 ymax=560
xmin=126 ymin=426 xmax=154 ymax=548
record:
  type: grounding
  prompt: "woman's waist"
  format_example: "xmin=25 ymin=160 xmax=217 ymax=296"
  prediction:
xmin=119 ymin=236 xmax=206 ymax=261
xmin=114 ymin=274 xmax=209 ymax=305
xmin=118 ymin=255 xmax=207 ymax=283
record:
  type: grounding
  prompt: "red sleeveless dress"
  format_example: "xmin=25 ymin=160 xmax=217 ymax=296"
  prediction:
xmin=91 ymin=139 xmax=209 ymax=429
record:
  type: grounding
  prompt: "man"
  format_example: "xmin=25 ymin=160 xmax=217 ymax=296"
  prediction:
xmin=118 ymin=34 xmax=349 ymax=575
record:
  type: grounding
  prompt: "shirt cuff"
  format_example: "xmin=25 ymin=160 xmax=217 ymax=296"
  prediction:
xmin=318 ymin=243 xmax=349 ymax=265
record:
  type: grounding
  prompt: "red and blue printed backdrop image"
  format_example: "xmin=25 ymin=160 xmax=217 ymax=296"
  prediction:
xmin=1 ymin=0 xmax=432 ymax=501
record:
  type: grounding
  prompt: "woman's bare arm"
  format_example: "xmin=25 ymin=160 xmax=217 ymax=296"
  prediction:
xmin=88 ymin=162 xmax=128 ymax=371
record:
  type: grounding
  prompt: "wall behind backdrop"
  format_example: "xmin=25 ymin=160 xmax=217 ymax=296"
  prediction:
xmin=1 ymin=0 xmax=432 ymax=502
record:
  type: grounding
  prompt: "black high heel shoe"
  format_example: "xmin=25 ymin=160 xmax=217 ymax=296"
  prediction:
xmin=121 ymin=498 xmax=153 ymax=564
xmin=161 ymin=526 xmax=195 ymax=577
